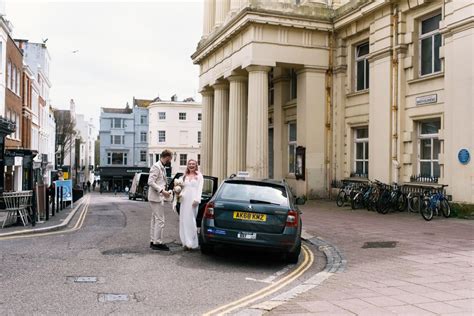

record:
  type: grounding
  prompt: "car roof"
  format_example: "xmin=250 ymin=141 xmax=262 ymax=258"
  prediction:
xmin=224 ymin=177 xmax=286 ymax=186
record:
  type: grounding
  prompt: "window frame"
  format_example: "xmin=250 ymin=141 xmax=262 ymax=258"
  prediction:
xmin=140 ymin=115 xmax=147 ymax=124
xmin=158 ymin=112 xmax=166 ymax=120
xmin=355 ymin=41 xmax=370 ymax=91
xmin=140 ymin=150 xmax=147 ymax=162
xmin=353 ymin=127 xmax=369 ymax=177
xmin=197 ymin=131 xmax=201 ymax=144
xmin=418 ymin=119 xmax=441 ymax=178
xmin=419 ymin=12 xmax=442 ymax=77
xmin=112 ymin=118 xmax=123 ymax=128
xmin=198 ymin=113 xmax=202 ymax=121
xmin=179 ymin=153 xmax=187 ymax=166
xmin=288 ymin=122 xmax=297 ymax=174
xmin=158 ymin=130 xmax=166 ymax=143
xmin=179 ymin=112 xmax=187 ymax=121
xmin=140 ymin=131 xmax=147 ymax=143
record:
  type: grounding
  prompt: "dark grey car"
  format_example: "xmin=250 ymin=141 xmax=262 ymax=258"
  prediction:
xmin=200 ymin=177 xmax=303 ymax=263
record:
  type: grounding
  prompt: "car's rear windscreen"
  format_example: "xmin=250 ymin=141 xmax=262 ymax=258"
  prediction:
xmin=217 ymin=182 xmax=288 ymax=206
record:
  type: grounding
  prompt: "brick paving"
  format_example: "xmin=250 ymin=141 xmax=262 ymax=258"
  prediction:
xmin=269 ymin=200 xmax=474 ymax=316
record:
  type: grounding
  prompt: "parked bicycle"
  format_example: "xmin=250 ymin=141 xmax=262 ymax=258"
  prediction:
xmin=406 ymin=191 xmax=421 ymax=213
xmin=420 ymin=185 xmax=450 ymax=221
xmin=376 ymin=182 xmax=407 ymax=214
xmin=336 ymin=182 xmax=355 ymax=207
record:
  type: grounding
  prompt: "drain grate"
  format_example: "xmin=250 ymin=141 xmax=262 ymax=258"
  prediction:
xmin=98 ymin=293 xmax=130 ymax=302
xmin=362 ymin=241 xmax=397 ymax=249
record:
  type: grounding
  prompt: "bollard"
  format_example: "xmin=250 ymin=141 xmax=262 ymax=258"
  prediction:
xmin=45 ymin=189 xmax=49 ymax=221
xmin=56 ymin=186 xmax=60 ymax=212
xmin=60 ymin=186 xmax=63 ymax=210
xmin=51 ymin=186 xmax=55 ymax=217
xmin=31 ymin=190 xmax=37 ymax=227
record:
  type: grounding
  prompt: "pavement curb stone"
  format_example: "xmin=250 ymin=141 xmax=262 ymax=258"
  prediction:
xmin=239 ymin=230 xmax=346 ymax=315
xmin=0 ymin=197 xmax=86 ymax=238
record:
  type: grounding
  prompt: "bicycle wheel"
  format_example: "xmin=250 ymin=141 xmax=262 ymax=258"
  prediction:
xmin=336 ymin=191 xmax=346 ymax=207
xmin=397 ymin=193 xmax=408 ymax=212
xmin=408 ymin=195 xmax=420 ymax=213
xmin=440 ymin=199 xmax=451 ymax=218
xmin=351 ymin=193 xmax=362 ymax=210
xmin=376 ymin=191 xmax=391 ymax=214
xmin=421 ymin=200 xmax=433 ymax=221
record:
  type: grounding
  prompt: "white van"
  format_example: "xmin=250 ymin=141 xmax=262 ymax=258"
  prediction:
xmin=129 ymin=173 xmax=149 ymax=201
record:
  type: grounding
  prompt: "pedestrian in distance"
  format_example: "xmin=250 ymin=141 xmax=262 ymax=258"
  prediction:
xmin=148 ymin=149 xmax=174 ymax=251
xmin=87 ymin=180 xmax=91 ymax=192
xmin=177 ymin=159 xmax=203 ymax=250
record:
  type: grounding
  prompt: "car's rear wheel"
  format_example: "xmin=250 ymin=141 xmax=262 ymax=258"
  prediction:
xmin=285 ymin=239 xmax=301 ymax=264
xmin=200 ymin=243 xmax=214 ymax=255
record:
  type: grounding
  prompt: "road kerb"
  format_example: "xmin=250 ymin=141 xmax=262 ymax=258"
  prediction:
xmin=0 ymin=196 xmax=88 ymax=238
xmin=240 ymin=229 xmax=346 ymax=314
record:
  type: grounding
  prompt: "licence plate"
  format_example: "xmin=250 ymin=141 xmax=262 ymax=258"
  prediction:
xmin=237 ymin=232 xmax=256 ymax=240
xmin=233 ymin=211 xmax=267 ymax=222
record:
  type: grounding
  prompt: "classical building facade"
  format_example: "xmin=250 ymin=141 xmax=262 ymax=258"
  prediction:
xmin=148 ymin=97 xmax=202 ymax=175
xmin=193 ymin=0 xmax=473 ymax=203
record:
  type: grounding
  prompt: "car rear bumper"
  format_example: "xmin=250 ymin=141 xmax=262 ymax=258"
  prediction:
xmin=201 ymin=221 xmax=300 ymax=252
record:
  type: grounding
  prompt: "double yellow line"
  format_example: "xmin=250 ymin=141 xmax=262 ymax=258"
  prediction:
xmin=204 ymin=244 xmax=314 ymax=316
xmin=0 ymin=196 xmax=91 ymax=241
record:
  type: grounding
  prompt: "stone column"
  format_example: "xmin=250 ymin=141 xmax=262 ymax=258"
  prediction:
xmin=212 ymin=81 xmax=229 ymax=182
xmin=230 ymin=0 xmax=240 ymax=14
xmin=215 ymin=0 xmax=230 ymax=27
xmin=202 ymin=0 xmax=215 ymax=36
xmin=246 ymin=65 xmax=271 ymax=178
xmin=296 ymin=67 xmax=328 ymax=198
xmin=200 ymin=88 xmax=214 ymax=175
xmin=227 ymin=75 xmax=248 ymax=176
xmin=272 ymin=68 xmax=290 ymax=180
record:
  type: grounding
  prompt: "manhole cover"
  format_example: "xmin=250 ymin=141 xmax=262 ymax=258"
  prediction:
xmin=67 ymin=276 xmax=104 ymax=284
xmin=74 ymin=276 xmax=97 ymax=283
xmin=362 ymin=241 xmax=397 ymax=249
xmin=98 ymin=293 xmax=130 ymax=302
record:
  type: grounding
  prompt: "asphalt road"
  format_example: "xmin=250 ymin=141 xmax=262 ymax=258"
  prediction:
xmin=0 ymin=193 xmax=324 ymax=315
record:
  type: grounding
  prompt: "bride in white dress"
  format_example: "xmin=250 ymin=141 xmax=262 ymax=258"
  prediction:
xmin=179 ymin=159 xmax=203 ymax=250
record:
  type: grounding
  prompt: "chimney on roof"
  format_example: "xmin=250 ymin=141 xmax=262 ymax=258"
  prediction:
xmin=171 ymin=94 xmax=178 ymax=102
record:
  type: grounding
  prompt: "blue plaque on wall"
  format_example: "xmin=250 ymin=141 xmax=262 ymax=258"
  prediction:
xmin=458 ymin=149 xmax=470 ymax=165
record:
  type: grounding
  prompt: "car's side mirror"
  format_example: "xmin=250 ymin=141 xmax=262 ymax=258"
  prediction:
xmin=295 ymin=197 xmax=306 ymax=205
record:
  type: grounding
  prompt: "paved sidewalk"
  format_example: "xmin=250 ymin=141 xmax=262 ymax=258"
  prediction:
xmin=270 ymin=200 xmax=474 ymax=316
xmin=0 ymin=195 xmax=87 ymax=237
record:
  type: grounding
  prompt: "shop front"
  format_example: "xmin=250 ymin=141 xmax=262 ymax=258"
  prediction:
xmin=98 ymin=166 xmax=150 ymax=192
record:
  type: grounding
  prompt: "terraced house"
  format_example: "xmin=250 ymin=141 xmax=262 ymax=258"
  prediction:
xmin=193 ymin=0 xmax=473 ymax=203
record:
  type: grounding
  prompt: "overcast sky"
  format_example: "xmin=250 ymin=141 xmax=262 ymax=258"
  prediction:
xmin=5 ymin=0 xmax=203 ymax=126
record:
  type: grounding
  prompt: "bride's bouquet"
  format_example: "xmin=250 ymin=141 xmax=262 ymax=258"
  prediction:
xmin=172 ymin=178 xmax=184 ymax=214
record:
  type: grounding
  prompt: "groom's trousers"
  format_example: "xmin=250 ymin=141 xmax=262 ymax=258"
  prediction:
xmin=149 ymin=201 xmax=171 ymax=244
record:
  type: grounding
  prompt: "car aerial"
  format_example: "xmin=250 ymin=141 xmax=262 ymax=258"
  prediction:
xmin=129 ymin=172 xmax=149 ymax=201
xmin=168 ymin=173 xmax=218 ymax=227
xmin=199 ymin=175 xmax=304 ymax=263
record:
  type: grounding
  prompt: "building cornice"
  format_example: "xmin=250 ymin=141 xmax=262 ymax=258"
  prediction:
xmin=148 ymin=102 xmax=202 ymax=109
xmin=192 ymin=7 xmax=332 ymax=64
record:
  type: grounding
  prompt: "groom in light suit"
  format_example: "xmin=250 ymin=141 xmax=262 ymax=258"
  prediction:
xmin=148 ymin=149 xmax=173 ymax=251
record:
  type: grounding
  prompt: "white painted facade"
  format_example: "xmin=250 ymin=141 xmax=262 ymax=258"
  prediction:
xmin=148 ymin=101 xmax=202 ymax=175
xmin=75 ymin=114 xmax=97 ymax=184
xmin=0 ymin=17 xmax=12 ymax=118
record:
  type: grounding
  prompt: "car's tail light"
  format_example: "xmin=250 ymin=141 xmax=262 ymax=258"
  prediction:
xmin=204 ymin=202 xmax=215 ymax=219
xmin=286 ymin=210 xmax=298 ymax=228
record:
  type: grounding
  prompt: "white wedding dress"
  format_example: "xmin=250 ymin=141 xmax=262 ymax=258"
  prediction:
xmin=179 ymin=173 xmax=203 ymax=249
